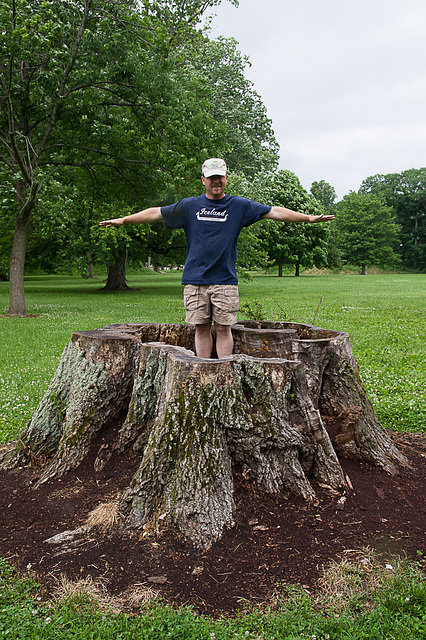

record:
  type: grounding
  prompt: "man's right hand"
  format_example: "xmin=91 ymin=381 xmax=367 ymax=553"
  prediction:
xmin=99 ymin=218 xmax=125 ymax=227
xmin=99 ymin=208 xmax=162 ymax=227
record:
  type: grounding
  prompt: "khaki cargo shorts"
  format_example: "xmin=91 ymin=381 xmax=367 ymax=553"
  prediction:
xmin=183 ymin=284 xmax=239 ymax=325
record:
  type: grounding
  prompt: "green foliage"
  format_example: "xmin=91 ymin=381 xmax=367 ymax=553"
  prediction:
xmin=361 ymin=168 xmax=426 ymax=271
xmin=231 ymin=170 xmax=330 ymax=276
xmin=335 ymin=191 xmax=400 ymax=274
xmin=0 ymin=222 xmax=12 ymax=280
xmin=239 ymin=300 xmax=271 ymax=321
xmin=310 ymin=179 xmax=337 ymax=210
xmin=177 ymin=35 xmax=279 ymax=178
xmin=236 ymin=225 xmax=269 ymax=272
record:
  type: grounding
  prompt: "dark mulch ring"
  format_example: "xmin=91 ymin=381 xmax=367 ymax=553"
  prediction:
xmin=0 ymin=432 xmax=425 ymax=617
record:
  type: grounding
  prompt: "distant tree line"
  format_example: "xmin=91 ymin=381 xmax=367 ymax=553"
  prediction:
xmin=310 ymin=169 xmax=426 ymax=275
xmin=359 ymin=169 xmax=426 ymax=272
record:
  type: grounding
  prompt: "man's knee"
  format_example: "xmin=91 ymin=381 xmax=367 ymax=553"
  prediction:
xmin=195 ymin=321 xmax=212 ymax=335
xmin=214 ymin=322 xmax=233 ymax=358
xmin=214 ymin=322 xmax=232 ymax=336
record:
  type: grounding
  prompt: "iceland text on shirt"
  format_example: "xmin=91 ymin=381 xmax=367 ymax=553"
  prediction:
xmin=195 ymin=207 xmax=228 ymax=222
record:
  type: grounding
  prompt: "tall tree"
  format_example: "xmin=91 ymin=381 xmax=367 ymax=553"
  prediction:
xmin=1 ymin=0 xmax=236 ymax=314
xmin=310 ymin=180 xmax=337 ymax=210
xmin=310 ymin=180 xmax=341 ymax=269
xmin=231 ymin=170 xmax=330 ymax=276
xmin=335 ymin=191 xmax=400 ymax=275
xmin=177 ymin=35 xmax=279 ymax=177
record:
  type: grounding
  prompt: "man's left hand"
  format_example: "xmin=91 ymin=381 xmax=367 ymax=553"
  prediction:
xmin=310 ymin=214 xmax=335 ymax=223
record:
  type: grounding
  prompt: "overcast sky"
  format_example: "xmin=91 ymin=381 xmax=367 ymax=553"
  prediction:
xmin=205 ymin=0 xmax=426 ymax=199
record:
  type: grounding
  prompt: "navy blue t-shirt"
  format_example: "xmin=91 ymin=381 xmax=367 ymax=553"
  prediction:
xmin=161 ymin=194 xmax=271 ymax=285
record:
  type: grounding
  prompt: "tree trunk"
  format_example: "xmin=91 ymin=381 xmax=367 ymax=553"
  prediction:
xmin=278 ymin=261 xmax=283 ymax=277
xmin=8 ymin=214 xmax=31 ymax=316
xmin=7 ymin=181 xmax=39 ymax=316
xmin=413 ymin=211 xmax=419 ymax=270
xmin=361 ymin=264 xmax=366 ymax=275
xmin=295 ymin=262 xmax=300 ymax=277
xmin=103 ymin=251 xmax=129 ymax=291
xmin=1 ymin=321 xmax=408 ymax=550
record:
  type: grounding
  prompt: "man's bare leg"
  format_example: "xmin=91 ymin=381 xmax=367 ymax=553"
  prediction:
xmin=194 ymin=322 xmax=213 ymax=358
xmin=214 ymin=322 xmax=233 ymax=358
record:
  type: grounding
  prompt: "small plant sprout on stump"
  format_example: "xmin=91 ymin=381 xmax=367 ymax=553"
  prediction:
xmin=1 ymin=321 xmax=408 ymax=550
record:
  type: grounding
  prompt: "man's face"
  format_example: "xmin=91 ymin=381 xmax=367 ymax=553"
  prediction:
xmin=202 ymin=174 xmax=228 ymax=200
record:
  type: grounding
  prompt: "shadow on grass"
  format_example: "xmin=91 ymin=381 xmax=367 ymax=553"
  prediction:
xmin=15 ymin=275 xmax=183 ymax=298
xmin=15 ymin=286 xmax=183 ymax=298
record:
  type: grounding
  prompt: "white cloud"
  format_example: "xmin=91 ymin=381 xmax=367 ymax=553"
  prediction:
xmin=205 ymin=0 xmax=426 ymax=198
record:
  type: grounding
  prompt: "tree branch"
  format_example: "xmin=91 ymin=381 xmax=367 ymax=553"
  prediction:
xmin=35 ymin=0 xmax=93 ymax=157
xmin=17 ymin=180 xmax=39 ymax=227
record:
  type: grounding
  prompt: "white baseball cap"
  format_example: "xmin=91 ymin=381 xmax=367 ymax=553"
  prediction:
xmin=202 ymin=158 xmax=227 ymax=177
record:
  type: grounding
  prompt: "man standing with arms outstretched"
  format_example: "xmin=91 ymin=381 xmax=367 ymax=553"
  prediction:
xmin=100 ymin=158 xmax=334 ymax=358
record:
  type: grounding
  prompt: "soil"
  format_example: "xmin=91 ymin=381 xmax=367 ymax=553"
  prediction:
xmin=0 ymin=431 xmax=425 ymax=617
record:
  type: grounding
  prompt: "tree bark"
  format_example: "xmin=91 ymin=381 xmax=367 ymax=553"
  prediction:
xmin=103 ymin=252 xmax=129 ymax=291
xmin=7 ymin=180 xmax=39 ymax=316
xmin=8 ymin=214 xmax=31 ymax=316
xmin=2 ymin=321 xmax=408 ymax=550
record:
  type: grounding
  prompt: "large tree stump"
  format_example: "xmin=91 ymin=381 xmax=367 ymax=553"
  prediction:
xmin=2 ymin=321 xmax=407 ymax=550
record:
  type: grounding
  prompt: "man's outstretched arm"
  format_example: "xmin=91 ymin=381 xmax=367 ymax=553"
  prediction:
xmin=261 ymin=206 xmax=335 ymax=223
xmin=99 ymin=207 xmax=163 ymax=227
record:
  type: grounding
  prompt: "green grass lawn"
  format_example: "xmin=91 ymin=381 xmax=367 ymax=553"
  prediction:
xmin=1 ymin=553 xmax=425 ymax=639
xmin=1 ymin=272 xmax=425 ymax=637
xmin=1 ymin=272 xmax=425 ymax=441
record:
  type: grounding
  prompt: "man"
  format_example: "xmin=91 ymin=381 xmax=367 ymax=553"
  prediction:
xmin=100 ymin=158 xmax=335 ymax=358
